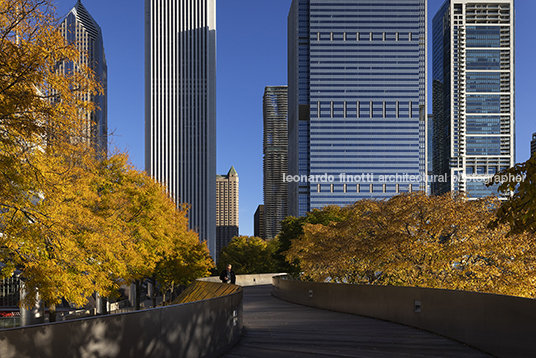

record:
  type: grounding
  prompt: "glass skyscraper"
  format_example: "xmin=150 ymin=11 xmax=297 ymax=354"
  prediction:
xmin=145 ymin=0 xmax=216 ymax=257
xmin=432 ymin=0 xmax=515 ymax=198
xmin=530 ymin=133 xmax=536 ymax=157
xmin=263 ymin=86 xmax=288 ymax=239
xmin=60 ymin=0 xmax=107 ymax=154
xmin=288 ymin=0 xmax=427 ymax=217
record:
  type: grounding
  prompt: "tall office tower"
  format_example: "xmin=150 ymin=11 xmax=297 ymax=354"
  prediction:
xmin=531 ymin=133 xmax=536 ymax=157
xmin=60 ymin=0 xmax=107 ymax=153
xmin=254 ymin=205 xmax=266 ymax=240
xmin=288 ymin=0 xmax=427 ymax=217
xmin=432 ymin=0 xmax=515 ymax=198
xmin=145 ymin=0 xmax=216 ymax=257
xmin=263 ymin=86 xmax=288 ymax=239
xmin=216 ymin=167 xmax=239 ymax=261
xmin=427 ymin=114 xmax=434 ymax=194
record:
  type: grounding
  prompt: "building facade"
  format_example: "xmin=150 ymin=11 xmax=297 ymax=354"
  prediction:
xmin=145 ymin=0 xmax=216 ymax=257
xmin=432 ymin=0 xmax=515 ymax=198
xmin=216 ymin=167 xmax=239 ymax=261
xmin=288 ymin=0 xmax=427 ymax=217
xmin=254 ymin=205 xmax=266 ymax=240
xmin=530 ymin=133 xmax=536 ymax=157
xmin=60 ymin=0 xmax=107 ymax=153
xmin=263 ymin=86 xmax=288 ymax=239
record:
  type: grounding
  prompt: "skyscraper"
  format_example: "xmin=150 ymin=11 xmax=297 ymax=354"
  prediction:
xmin=263 ymin=86 xmax=288 ymax=239
xmin=216 ymin=167 xmax=239 ymax=261
xmin=432 ymin=0 xmax=515 ymax=198
xmin=531 ymin=133 xmax=536 ymax=157
xmin=254 ymin=205 xmax=266 ymax=240
xmin=60 ymin=0 xmax=107 ymax=153
xmin=145 ymin=0 xmax=216 ymax=257
xmin=427 ymin=114 xmax=434 ymax=194
xmin=288 ymin=0 xmax=427 ymax=217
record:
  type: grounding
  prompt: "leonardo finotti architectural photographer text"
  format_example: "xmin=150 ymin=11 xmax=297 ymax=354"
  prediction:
xmin=282 ymin=173 xmax=524 ymax=184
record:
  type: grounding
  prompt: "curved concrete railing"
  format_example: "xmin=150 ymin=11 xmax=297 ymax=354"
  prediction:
xmin=199 ymin=272 xmax=285 ymax=286
xmin=0 ymin=281 xmax=242 ymax=358
xmin=273 ymin=275 xmax=535 ymax=358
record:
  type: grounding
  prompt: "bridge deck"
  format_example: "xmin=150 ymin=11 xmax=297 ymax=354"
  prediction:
xmin=221 ymin=285 xmax=492 ymax=358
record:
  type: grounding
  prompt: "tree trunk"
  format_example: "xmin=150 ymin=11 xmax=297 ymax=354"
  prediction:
xmin=101 ymin=296 xmax=108 ymax=315
xmin=49 ymin=303 xmax=56 ymax=323
xmin=135 ymin=279 xmax=141 ymax=310
xmin=151 ymin=276 xmax=157 ymax=308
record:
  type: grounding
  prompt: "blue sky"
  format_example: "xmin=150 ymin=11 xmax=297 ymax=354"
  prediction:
xmin=53 ymin=0 xmax=535 ymax=236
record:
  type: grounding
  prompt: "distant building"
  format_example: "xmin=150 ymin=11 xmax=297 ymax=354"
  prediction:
xmin=145 ymin=0 xmax=217 ymax=258
xmin=432 ymin=0 xmax=515 ymax=198
xmin=263 ymin=86 xmax=288 ymax=239
xmin=216 ymin=167 xmax=239 ymax=261
xmin=254 ymin=205 xmax=266 ymax=240
xmin=60 ymin=0 xmax=107 ymax=153
xmin=530 ymin=133 xmax=536 ymax=157
xmin=287 ymin=0 xmax=427 ymax=217
xmin=428 ymin=114 xmax=433 ymax=194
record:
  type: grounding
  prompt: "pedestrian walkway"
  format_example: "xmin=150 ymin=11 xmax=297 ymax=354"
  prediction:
xmin=221 ymin=285 xmax=492 ymax=358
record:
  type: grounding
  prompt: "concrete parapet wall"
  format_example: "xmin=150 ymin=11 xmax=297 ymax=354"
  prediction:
xmin=272 ymin=276 xmax=535 ymax=358
xmin=0 ymin=282 xmax=242 ymax=358
xmin=199 ymin=273 xmax=285 ymax=286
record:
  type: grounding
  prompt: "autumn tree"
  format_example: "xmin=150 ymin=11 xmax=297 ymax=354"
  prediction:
xmin=217 ymin=236 xmax=279 ymax=274
xmin=488 ymin=154 xmax=536 ymax=235
xmin=0 ymin=1 xmax=214 ymax=315
xmin=286 ymin=193 xmax=536 ymax=298
xmin=276 ymin=206 xmax=349 ymax=274
xmin=0 ymin=0 xmax=102 ymax=308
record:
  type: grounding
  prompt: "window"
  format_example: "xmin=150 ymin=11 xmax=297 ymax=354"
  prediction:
xmin=466 ymin=50 xmax=501 ymax=70
xmin=466 ymin=26 xmax=501 ymax=47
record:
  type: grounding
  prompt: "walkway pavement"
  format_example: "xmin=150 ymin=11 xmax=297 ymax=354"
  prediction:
xmin=221 ymin=285 xmax=492 ymax=358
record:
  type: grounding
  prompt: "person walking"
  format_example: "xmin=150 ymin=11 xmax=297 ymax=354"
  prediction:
xmin=219 ymin=264 xmax=236 ymax=284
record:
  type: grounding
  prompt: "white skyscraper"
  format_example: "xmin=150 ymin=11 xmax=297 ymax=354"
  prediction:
xmin=432 ymin=0 xmax=515 ymax=198
xmin=145 ymin=0 xmax=216 ymax=257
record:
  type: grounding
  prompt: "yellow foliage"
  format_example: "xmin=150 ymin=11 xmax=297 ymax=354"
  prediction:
xmin=0 ymin=1 xmax=213 ymax=308
xmin=286 ymin=193 xmax=536 ymax=298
